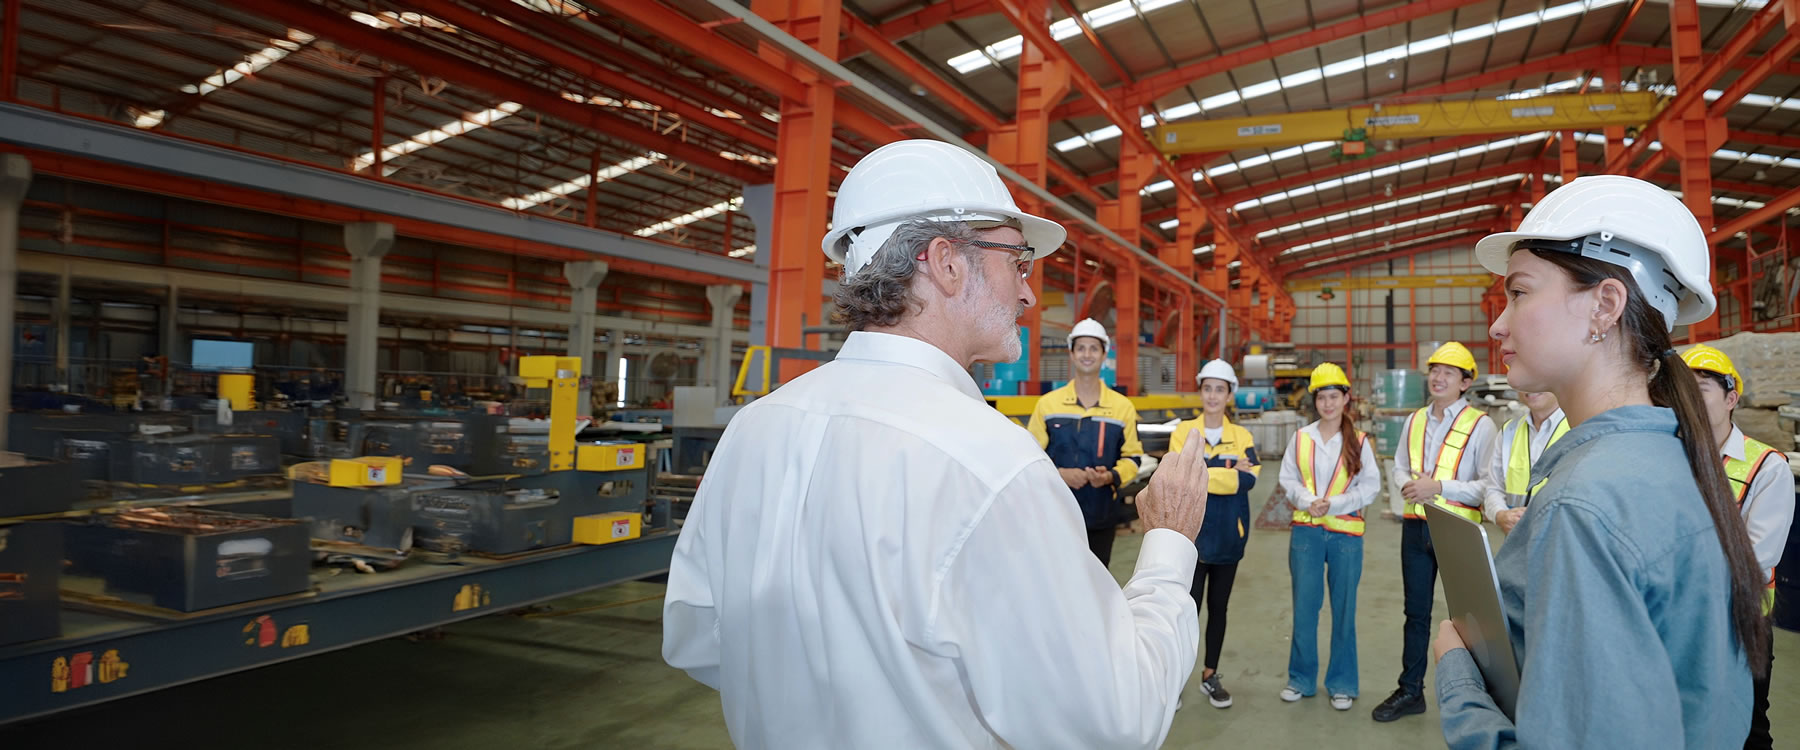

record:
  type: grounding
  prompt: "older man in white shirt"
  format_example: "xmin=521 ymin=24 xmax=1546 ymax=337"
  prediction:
xmin=663 ymin=140 xmax=1212 ymax=749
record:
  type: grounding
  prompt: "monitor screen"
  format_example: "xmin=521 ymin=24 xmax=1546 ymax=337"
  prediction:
xmin=192 ymin=339 xmax=253 ymax=371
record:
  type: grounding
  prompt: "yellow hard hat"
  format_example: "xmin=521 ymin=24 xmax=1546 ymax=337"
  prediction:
xmin=1680 ymin=343 xmax=1741 ymax=394
xmin=1426 ymin=341 xmax=1478 ymax=378
xmin=1309 ymin=362 xmax=1351 ymax=393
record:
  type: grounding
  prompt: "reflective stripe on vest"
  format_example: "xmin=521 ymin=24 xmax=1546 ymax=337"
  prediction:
xmin=1404 ymin=405 xmax=1486 ymax=522
xmin=1294 ymin=429 xmax=1366 ymax=536
xmin=1725 ymin=435 xmax=1782 ymax=616
xmin=1503 ymin=415 xmax=1570 ymax=503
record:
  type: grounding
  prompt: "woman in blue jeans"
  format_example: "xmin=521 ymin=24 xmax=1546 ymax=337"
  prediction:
xmin=1433 ymin=175 xmax=1767 ymax=748
xmin=1277 ymin=362 xmax=1381 ymax=710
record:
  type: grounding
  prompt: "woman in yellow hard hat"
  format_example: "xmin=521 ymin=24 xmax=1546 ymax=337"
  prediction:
xmin=1277 ymin=362 xmax=1380 ymax=711
xmin=1681 ymin=344 xmax=1794 ymax=750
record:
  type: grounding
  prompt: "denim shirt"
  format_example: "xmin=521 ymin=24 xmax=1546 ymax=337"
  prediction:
xmin=1437 ymin=406 xmax=1752 ymax=749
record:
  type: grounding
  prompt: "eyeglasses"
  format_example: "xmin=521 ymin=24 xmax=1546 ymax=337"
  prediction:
xmin=914 ymin=238 xmax=1039 ymax=279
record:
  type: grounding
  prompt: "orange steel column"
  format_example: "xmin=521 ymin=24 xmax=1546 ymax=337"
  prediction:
xmin=1666 ymin=0 xmax=1726 ymax=341
xmin=755 ymin=0 xmax=839 ymax=380
xmin=1098 ymin=139 xmax=1155 ymax=394
xmin=1161 ymin=200 xmax=1204 ymax=389
xmin=1559 ymin=131 xmax=1579 ymax=182
xmin=987 ymin=0 xmax=1068 ymax=394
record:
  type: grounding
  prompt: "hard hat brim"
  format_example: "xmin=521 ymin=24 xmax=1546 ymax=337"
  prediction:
xmin=1475 ymin=230 xmax=1717 ymax=326
xmin=821 ymin=207 xmax=1068 ymax=267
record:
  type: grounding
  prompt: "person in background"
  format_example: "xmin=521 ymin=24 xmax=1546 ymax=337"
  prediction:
xmin=1680 ymin=344 xmax=1795 ymax=750
xmin=1481 ymin=390 xmax=1567 ymax=535
xmin=1166 ymin=358 xmax=1258 ymax=709
xmin=1027 ymin=318 xmax=1149 ymax=567
xmin=1278 ymin=362 xmax=1380 ymax=712
xmin=663 ymin=140 xmax=1213 ymax=749
xmin=1435 ymin=174 xmax=1765 ymax=748
xmin=1373 ymin=341 xmax=1497 ymax=722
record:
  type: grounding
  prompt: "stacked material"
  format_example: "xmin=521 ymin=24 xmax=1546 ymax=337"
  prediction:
xmin=1703 ymin=332 xmax=1800 ymax=407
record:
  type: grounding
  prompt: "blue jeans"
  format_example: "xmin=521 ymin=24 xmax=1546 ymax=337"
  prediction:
xmin=1399 ymin=518 xmax=1438 ymax=695
xmin=1288 ymin=524 xmax=1362 ymax=697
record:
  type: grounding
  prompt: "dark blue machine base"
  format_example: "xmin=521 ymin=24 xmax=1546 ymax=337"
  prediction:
xmin=0 ymin=532 xmax=678 ymax=725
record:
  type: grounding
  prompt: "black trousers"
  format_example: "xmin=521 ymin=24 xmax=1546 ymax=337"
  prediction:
xmin=1192 ymin=561 xmax=1240 ymax=672
xmin=1087 ymin=527 xmax=1117 ymax=568
xmin=1399 ymin=518 xmax=1439 ymax=695
xmin=1746 ymin=643 xmax=1773 ymax=749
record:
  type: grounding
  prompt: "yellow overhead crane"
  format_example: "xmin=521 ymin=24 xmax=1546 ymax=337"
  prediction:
xmin=1283 ymin=274 xmax=1496 ymax=292
xmin=1151 ymin=92 xmax=1661 ymax=155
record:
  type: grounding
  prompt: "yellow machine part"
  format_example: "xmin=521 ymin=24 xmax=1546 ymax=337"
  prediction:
xmin=573 ymin=512 xmax=642 ymax=545
xmin=577 ymin=443 xmax=647 ymax=472
xmin=1151 ymin=92 xmax=1660 ymax=155
xmin=217 ymin=373 xmax=255 ymax=411
xmin=518 ymin=355 xmax=580 ymax=472
xmin=329 ymin=457 xmax=403 ymax=487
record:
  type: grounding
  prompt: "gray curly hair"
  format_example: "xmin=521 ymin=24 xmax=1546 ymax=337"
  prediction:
xmin=831 ymin=219 xmax=986 ymax=331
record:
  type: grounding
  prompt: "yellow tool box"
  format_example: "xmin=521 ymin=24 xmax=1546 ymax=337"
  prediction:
xmin=573 ymin=512 xmax=641 ymax=545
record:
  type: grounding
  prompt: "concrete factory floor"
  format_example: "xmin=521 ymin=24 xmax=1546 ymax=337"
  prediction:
xmin=6 ymin=477 xmax=1798 ymax=749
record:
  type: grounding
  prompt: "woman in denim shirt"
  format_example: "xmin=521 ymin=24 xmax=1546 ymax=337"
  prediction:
xmin=1432 ymin=175 xmax=1769 ymax=748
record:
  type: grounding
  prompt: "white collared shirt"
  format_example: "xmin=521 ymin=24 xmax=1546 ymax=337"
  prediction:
xmin=1278 ymin=421 xmax=1382 ymax=517
xmin=663 ymin=331 xmax=1199 ymax=749
xmin=1392 ymin=399 xmax=1496 ymax=509
xmin=1481 ymin=408 xmax=1567 ymax=517
xmin=1722 ymin=425 xmax=1796 ymax=578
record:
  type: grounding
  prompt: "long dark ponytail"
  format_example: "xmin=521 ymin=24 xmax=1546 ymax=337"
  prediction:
xmin=1533 ymin=250 xmax=1771 ymax=677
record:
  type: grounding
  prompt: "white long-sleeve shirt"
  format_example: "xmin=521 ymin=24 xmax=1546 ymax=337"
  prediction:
xmin=663 ymin=331 xmax=1200 ymax=749
xmin=1480 ymin=407 xmax=1567 ymax=518
xmin=1391 ymin=399 xmax=1495 ymax=511
xmin=1277 ymin=421 xmax=1382 ymax=517
xmin=1723 ymin=425 xmax=1796 ymax=578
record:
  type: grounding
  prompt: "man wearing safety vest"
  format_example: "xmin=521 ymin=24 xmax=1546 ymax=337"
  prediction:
xmin=1681 ymin=344 xmax=1794 ymax=750
xmin=1027 ymin=318 xmax=1149 ymax=567
xmin=1372 ymin=341 xmax=1497 ymax=723
xmin=1480 ymin=390 xmax=1567 ymax=535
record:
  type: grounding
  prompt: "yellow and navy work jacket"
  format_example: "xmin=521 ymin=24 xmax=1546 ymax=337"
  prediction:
xmin=1169 ymin=417 xmax=1260 ymax=563
xmin=1404 ymin=405 xmax=1487 ymax=522
xmin=1726 ymin=433 xmax=1783 ymax=616
xmin=1293 ymin=429 xmax=1367 ymax=537
xmin=1028 ymin=382 xmax=1145 ymax=530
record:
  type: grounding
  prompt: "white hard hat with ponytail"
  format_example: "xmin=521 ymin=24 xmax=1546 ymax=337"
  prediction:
xmin=1473 ymin=175 xmax=1716 ymax=331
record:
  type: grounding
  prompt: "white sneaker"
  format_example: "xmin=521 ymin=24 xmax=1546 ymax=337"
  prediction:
xmin=1280 ymin=687 xmax=1305 ymax=702
xmin=1331 ymin=694 xmax=1353 ymax=711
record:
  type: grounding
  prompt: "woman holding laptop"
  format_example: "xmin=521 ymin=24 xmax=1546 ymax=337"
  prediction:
xmin=1432 ymin=176 xmax=1767 ymax=748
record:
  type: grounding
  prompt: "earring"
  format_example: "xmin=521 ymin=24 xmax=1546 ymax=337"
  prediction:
xmin=1588 ymin=331 xmax=1607 ymax=343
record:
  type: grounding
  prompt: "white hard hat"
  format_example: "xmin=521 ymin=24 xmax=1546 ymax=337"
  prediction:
xmin=1198 ymin=359 xmax=1238 ymax=390
xmin=822 ymin=140 xmax=1067 ymax=275
xmin=1067 ymin=318 xmax=1109 ymax=350
xmin=1473 ymin=175 xmax=1715 ymax=330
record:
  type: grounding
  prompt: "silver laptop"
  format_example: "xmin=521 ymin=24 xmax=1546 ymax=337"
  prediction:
xmin=1423 ymin=502 xmax=1522 ymax=719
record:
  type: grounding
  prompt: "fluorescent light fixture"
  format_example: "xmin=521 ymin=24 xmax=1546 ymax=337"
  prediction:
xmin=137 ymin=29 xmax=313 ymax=129
xmin=502 ymin=153 xmax=665 ymax=211
xmin=1193 ymin=244 xmax=1215 ymax=255
xmin=635 ymin=197 xmax=746 ymax=237
xmin=1256 ymin=174 xmax=1520 ymax=240
xmin=352 ymin=102 xmax=524 ymax=174
xmin=1236 ymin=133 xmax=1548 ymax=213
xmin=947 ymin=0 xmax=1184 ymax=73
xmin=729 ymin=245 xmax=757 ymax=258
xmin=1279 ymin=205 xmax=1498 ymax=255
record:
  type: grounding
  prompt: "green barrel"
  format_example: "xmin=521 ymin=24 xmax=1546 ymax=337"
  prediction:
xmin=1371 ymin=369 xmax=1427 ymax=410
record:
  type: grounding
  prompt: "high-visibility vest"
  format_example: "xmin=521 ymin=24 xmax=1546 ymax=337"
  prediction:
xmin=1725 ymin=434 xmax=1782 ymax=617
xmin=1294 ymin=429 xmax=1367 ymax=537
xmin=1404 ymin=405 xmax=1486 ymax=522
xmin=1502 ymin=415 xmax=1570 ymax=506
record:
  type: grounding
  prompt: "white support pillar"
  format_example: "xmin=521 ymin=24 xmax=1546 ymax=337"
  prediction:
xmin=344 ymin=222 xmax=394 ymax=410
xmin=740 ymin=184 xmax=774 ymax=347
xmin=563 ymin=260 xmax=608 ymax=417
xmin=705 ymin=284 xmax=744 ymax=403
xmin=607 ymin=331 xmax=626 ymax=407
xmin=0 ymin=155 xmax=29 ymax=451
xmin=54 ymin=261 xmax=71 ymax=389
xmin=161 ymin=284 xmax=180 ymax=397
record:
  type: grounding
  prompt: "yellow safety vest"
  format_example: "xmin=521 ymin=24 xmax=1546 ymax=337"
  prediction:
xmin=1294 ymin=429 xmax=1367 ymax=536
xmin=1503 ymin=415 xmax=1570 ymax=503
xmin=1725 ymin=434 xmax=1782 ymax=617
xmin=1404 ymin=405 xmax=1486 ymax=522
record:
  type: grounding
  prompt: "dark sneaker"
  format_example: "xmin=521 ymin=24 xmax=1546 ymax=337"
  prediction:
xmin=1200 ymin=674 xmax=1232 ymax=708
xmin=1370 ymin=688 xmax=1426 ymax=722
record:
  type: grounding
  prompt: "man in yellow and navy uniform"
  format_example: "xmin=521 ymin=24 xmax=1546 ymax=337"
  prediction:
xmin=1028 ymin=319 xmax=1146 ymax=566
xmin=1480 ymin=389 xmax=1567 ymax=535
xmin=1373 ymin=341 xmax=1497 ymax=723
xmin=1682 ymin=344 xmax=1794 ymax=750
